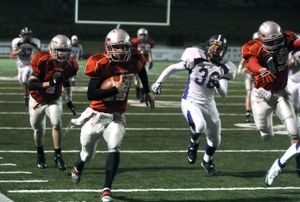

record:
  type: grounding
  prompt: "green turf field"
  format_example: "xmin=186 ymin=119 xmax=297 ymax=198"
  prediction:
xmin=0 ymin=58 xmax=299 ymax=202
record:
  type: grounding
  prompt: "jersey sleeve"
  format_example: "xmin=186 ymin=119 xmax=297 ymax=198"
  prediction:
xmin=180 ymin=47 xmax=205 ymax=70
xmin=31 ymin=52 xmax=48 ymax=76
xmin=222 ymin=61 xmax=237 ymax=80
xmin=85 ymin=54 xmax=109 ymax=79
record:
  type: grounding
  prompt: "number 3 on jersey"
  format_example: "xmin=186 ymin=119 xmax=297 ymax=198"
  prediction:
xmin=195 ymin=67 xmax=220 ymax=89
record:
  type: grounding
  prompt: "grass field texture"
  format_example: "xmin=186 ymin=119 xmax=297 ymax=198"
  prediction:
xmin=0 ymin=58 xmax=299 ymax=202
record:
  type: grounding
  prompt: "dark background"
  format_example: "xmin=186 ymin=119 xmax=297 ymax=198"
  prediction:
xmin=1 ymin=0 xmax=299 ymax=54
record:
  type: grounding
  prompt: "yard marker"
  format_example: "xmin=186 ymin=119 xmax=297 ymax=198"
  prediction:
xmin=0 ymin=180 xmax=48 ymax=183
xmin=0 ymin=171 xmax=32 ymax=174
xmin=0 ymin=163 xmax=16 ymax=166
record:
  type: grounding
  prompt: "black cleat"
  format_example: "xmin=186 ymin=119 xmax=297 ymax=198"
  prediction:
xmin=201 ymin=160 xmax=217 ymax=175
xmin=37 ymin=154 xmax=47 ymax=169
xmin=54 ymin=154 xmax=66 ymax=171
xmin=187 ymin=142 xmax=199 ymax=164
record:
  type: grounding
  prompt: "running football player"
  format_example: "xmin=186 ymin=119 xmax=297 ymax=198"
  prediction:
xmin=152 ymin=34 xmax=236 ymax=175
xmin=28 ymin=34 xmax=78 ymax=170
xmin=10 ymin=27 xmax=41 ymax=106
xmin=70 ymin=28 xmax=155 ymax=202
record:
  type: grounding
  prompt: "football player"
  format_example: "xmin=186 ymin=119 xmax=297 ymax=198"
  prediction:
xmin=70 ymin=28 xmax=155 ymax=202
xmin=152 ymin=34 xmax=236 ymax=175
xmin=238 ymin=32 xmax=259 ymax=122
xmin=131 ymin=28 xmax=155 ymax=102
xmin=28 ymin=34 xmax=78 ymax=170
xmin=241 ymin=21 xmax=300 ymax=176
xmin=10 ymin=27 xmax=41 ymax=106
xmin=70 ymin=35 xmax=83 ymax=85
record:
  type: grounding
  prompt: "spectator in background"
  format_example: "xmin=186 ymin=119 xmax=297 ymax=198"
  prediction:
xmin=70 ymin=35 xmax=83 ymax=85
xmin=10 ymin=27 xmax=41 ymax=106
xmin=131 ymin=28 xmax=155 ymax=102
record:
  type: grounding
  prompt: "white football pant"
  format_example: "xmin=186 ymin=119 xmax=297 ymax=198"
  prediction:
xmin=181 ymin=98 xmax=221 ymax=147
xmin=244 ymin=72 xmax=253 ymax=100
xmin=79 ymin=113 xmax=126 ymax=162
xmin=29 ymin=96 xmax=63 ymax=139
xmin=17 ymin=65 xmax=32 ymax=85
xmin=251 ymin=88 xmax=299 ymax=140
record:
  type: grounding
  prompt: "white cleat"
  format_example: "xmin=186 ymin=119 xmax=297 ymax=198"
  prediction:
xmin=101 ymin=188 xmax=113 ymax=202
xmin=265 ymin=159 xmax=282 ymax=186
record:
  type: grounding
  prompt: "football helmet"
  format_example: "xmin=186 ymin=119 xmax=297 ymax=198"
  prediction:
xmin=258 ymin=21 xmax=284 ymax=53
xmin=71 ymin=35 xmax=78 ymax=44
xmin=105 ymin=28 xmax=131 ymax=62
xmin=206 ymin=34 xmax=228 ymax=63
xmin=19 ymin=27 xmax=32 ymax=40
xmin=137 ymin=28 xmax=148 ymax=41
xmin=252 ymin=32 xmax=259 ymax=40
xmin=49 ymin=34 xmax=72 ymax=62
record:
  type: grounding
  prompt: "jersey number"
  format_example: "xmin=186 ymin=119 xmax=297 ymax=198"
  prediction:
xmin=195 ymin=67 xmax=221 ymax=89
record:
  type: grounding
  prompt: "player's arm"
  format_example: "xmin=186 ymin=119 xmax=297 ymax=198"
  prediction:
xmin=138 ymin=66 xmax=155 ymax=109
xmin=237 ymin=58 xmax=246 ymax=75
xmin=215 ymin=79 xmax=228 ymax=97
xmin=87 ymin=78 xmax=119 ymax=100
xmin=151 ymin=61 xmax=186 ymax=94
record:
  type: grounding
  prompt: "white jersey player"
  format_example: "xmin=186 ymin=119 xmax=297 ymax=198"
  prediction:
xmin=287 ymin=51 xmax=300 ymax=125
xmin=10 ymin=27 xmax=41 ymax=106
xmin=70 ymin=35 xmax=83 ymax=85
xmin=152 ymin=34 xmax=236 ymax=175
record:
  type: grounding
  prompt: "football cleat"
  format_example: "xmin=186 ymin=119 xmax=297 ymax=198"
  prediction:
xmin=37 ymin=153 xmax=47 ymax=169
xmin=101 ymin=187 xmax=113 ymax=202
xmin=187 ymin=141 xmax=199 ymax=164
xmin=245 ymin=112 xmax=251 ymax=123
xmin=201 ymin=160 xmax=217 ymax=175
xmin=71 ymin=167 xmax=81 ymax=184
xmin=265 ymin=159 xmax=282 ymax=186
xmin=54 ymin=154 xmax=66 ymax=171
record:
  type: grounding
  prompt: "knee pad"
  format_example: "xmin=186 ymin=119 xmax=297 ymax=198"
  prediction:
xmin=80 ymin=146 xmax=96 ymax=162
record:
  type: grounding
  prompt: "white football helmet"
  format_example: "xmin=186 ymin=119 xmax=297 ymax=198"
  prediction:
xmin=258 ymin=21 xmax=284 ymax=53
xmin=49 ymin=34 xmax=72 ymax=62
xmin=71 ymin=35 xmax=78 ymax=44
xmin=19 ymin=27 xmax=32 ymax=40
xmin=105 ymin=28 xmax=131 ymax=62
xmin=252 ymin=32 xmax=259 ymax=40
xmin=137 ymin=28 xmax=148 ymax=41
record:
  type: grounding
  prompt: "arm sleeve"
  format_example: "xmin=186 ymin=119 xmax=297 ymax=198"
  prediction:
xmin=155 ymin=61 xmax=186 ymax=83
xmin=215 ymin=79 xmax=228 ymax=97
xmin=28 ymin=79 xmax=44 ymax=91
xmin=246 ymin=56 xmax=263 ymax=73
xmin=138 ymin=67 xmax=150 ymax=93
xmin=87 ymin=78 xmax=118 ymax=100
xmin=63 ymin=79 xmax=72 ymax=102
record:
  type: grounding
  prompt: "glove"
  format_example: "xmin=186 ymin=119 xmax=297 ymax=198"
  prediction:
xmin=259 ymin=67 xmax=276 ymax=84
xmin=66 ymin=101 xmax=76 ymax=116
xmin=211 ymin=78 xmax=220 ymax=88
xmin=151 ymin=82 xmax=162 ymax=95
xmin=256 ymin=87 xmax=272 ymax=101
xmin=145 ymin=92 xmax=155 ymax=109
xmin=49 ymin=75 xmax=63 ymax=87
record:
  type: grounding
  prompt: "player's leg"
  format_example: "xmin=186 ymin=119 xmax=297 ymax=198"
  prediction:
xmin=72 ymin=116 xmax=105 ymax=183
xmin=251 ymin=90 xmax=274 ymax=140
xmin=275 ymin=91 xmax=300 ymax=176
xmin=101 ymin=114 xmax=126 ymax=202
xmin=46 ymin=99 xmax=66 ymax=170
xmin=265 ymin=142 xmax=300 ymax=186
xmin=29 ymin=96 xmax=47 ymax=168
xmin=21 ymin=65 xmax=32 ymax=106
xmin=201 ymin=100 xmax=221 ymax=175
xmin=181 ymin=98 xmax=206 ymax=164
xmin=244 ymin=73 xmax=253 ymax=122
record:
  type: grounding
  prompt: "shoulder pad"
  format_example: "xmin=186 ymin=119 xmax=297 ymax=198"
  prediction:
xmin=85 ymin=53 xmax=109 ymax=78
xmin=241 ymin=39 xmax=263 ymax=59
xmin=181 ymin=47 xmax=204 ymax=62
xmin=222 ymin=61 xmax=237 ymax=80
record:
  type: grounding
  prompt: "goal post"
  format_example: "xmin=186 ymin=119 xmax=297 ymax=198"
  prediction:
xmin=74 ymin=0 xmax=171 ymax=26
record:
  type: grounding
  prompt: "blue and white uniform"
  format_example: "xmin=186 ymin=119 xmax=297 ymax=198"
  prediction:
xmin=153 ymin=47 xmax=236 ymax=147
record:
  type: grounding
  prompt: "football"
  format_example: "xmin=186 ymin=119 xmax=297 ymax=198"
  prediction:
xmin=100 ymin=76 xmax=120 ymax=89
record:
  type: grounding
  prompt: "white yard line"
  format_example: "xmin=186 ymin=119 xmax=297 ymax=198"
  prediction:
xmin=0 ymin=149 xmax=286 ymax=154
xmin=0 ymin=180 xmax=48 ymax=183
xmin=0 ymin=163 xmax=16 ymax=166
xmin=7 ymin=186 xmax=300 ymax=193
xmin=0 ymin=171 xmax=32 ymax=174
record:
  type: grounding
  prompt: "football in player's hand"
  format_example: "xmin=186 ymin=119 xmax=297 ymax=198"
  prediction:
xmin=100 ymin=76 xmax=120 ymax=89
